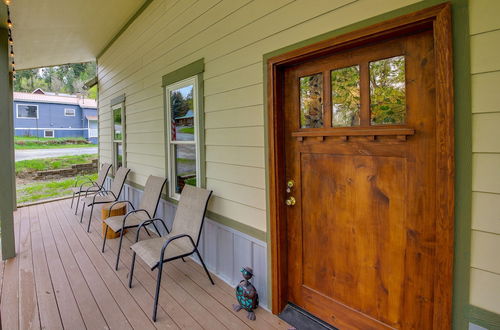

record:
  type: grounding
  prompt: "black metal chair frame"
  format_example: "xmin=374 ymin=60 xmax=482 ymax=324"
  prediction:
xmin=102 ymin=177 xmax=168 ymax=271
xmin=79 ymin=168 xmax=130 ymax=232
xmin=128 ymin=191 xmax=214 ymax=322
xmin=72 ymin=164 xmax=112 ymax=214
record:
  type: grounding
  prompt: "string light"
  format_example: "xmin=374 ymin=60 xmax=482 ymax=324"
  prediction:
xmin=6 ymin=5 xmax=14 ymax=61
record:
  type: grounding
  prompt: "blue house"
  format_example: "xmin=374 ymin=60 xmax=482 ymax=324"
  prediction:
xmin=13 ymin=89 xmax=98 ymax=144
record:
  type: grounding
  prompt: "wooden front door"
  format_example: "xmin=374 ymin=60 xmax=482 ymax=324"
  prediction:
xmin=272 ymin=9 xmax=454 ymax=329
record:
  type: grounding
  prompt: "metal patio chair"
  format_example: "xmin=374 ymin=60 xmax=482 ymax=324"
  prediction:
xmin=71 ymin=163 xmax=112 ymax=214
xmin=102 ymin=175 xmax=168 ymax=271
xmin=128 ymin=185 xmax=214 ymax=322
xmin=79 ymin=167 xmax=130 ymax=232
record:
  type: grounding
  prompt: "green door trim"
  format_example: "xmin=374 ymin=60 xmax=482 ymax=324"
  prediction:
xmin=263 ymin=0 xmax=473 ymax=328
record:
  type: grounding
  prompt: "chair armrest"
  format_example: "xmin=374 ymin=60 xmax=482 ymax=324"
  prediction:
xmin=162 ymin=234 xmax=195 ymax=252
xmin=92 ymin=190 xmax=117 ymax=204
xmin=98 ymin=190 xmax=117 ymax=198
xmin=135 ymin=218 xmax=169 ymax=242
xmin=107 ymin=200 xmax=136 ymax=217
xmin=74 ymin=176 xmax=94 ymax=187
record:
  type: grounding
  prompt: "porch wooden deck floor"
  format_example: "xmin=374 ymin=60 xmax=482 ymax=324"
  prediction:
xmin=0 ymin=199 xmax=289 ymax=329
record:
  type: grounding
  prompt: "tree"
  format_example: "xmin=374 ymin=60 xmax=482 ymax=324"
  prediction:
xmin=13 ymin=61 xmax=97 ymax=99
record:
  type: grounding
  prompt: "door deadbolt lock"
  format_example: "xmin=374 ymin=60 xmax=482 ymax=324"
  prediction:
xmin=285 ymin=196 xmax=296 ymax=206
xmin=287 ymin=180 xmax=295 ymax=188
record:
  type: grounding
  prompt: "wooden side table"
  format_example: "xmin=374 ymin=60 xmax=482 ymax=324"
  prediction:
xmin=101 ymin=202 xmax=128 ymax=239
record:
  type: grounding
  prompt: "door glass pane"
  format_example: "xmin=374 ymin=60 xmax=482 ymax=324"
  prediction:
xmin=300 ymin=73 xmax=323 ymax=128
xmin=370 ymin=56 xmax=406 ymax=125
xmin=170 ymin=85 xmax=194 ymax=141
xmin=115 ymin=143 xmax=123 ymax=168
xmin=331 ymin=65 xmax=360 ymax=127
xmin=113 ymin=108 xmax=122 ymax=140
xmin=174 ymin=144 xmax=196 ymax=193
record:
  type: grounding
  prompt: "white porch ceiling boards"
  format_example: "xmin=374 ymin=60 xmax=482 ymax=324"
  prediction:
xmin=9 ymin=0 xmax=148 ymax=69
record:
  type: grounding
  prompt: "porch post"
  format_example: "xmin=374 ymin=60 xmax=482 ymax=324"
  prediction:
xmin=0 ymin=27 xmax=16 ymax=259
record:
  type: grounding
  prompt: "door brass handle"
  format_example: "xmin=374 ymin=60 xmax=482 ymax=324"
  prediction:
xmin=285 ymin=196 xmax=296 ymax=206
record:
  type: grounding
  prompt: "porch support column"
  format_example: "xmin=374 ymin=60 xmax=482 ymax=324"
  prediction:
xmin=0 ymin=27 xmax=16 ymax=260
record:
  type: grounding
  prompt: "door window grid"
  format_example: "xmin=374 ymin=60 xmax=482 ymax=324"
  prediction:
xmin=298 ymin=55 xmax=406 ymax=129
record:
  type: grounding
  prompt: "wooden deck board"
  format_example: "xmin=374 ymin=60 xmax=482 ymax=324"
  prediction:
xmin=1 ymin=208 xmax=21 ymax=330
xmin=0 ymin=200 xmax=289 ymax=329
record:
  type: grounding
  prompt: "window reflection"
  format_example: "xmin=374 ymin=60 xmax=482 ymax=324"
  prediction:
xmin=174 ymin=144 xmax=196 ymax=193
xmin=170 ymin=85 xmax=194 ymax=141
xmin=331 ymin=65 xmax=360 ymax=127
xmin=370 ymin=56 xmax=406 ymax=125
xmin=300 ymin=73 xmax=323 ymax=128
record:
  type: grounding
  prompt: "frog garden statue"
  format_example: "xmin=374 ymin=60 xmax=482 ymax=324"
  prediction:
xmin=233 ymin=266 xmax=259 ymax=320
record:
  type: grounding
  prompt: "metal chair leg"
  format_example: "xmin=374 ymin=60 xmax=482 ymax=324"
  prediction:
xmin=152 ymin=261 xmax=164 ymax=322
xmin=102 ymin=225 xmax=109 ymax=252
xmin=115 ymin=230 xmax=125 ymax=270
xmin=128 ymin=252 xmax=137 ymax=288
xmin=195 ymin=248 xmax=214 ymax=285
xmin=79 ymin=203 xmax=86 ymax=223
xmin=71 ymin=192 xmax=75 ymax=208
xmin=87 ymin=204 xmax=94 ymax=232
xmin=75 ymin=194 xmax=82 ymax=215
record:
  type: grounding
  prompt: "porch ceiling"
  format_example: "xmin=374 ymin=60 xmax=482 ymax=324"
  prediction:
xmin=8 ymin=0 xmax=148 ymax=69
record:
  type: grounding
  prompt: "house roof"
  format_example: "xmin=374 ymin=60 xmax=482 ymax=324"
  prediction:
xmin=13 ymin=92 xmax=97 ymax=109
xmin=8 ymin=0 xmax=149 ymax=70
xmin=175 ymin=110 xmax=194 ymax=120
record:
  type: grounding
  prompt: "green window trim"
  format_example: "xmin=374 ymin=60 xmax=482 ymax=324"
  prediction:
xmin=163 ymin=59 xmax=206 ymax=200
xmin=110 ymin=93 xmax=126 ymax=107
xmin=162 ymin=59 xmax=205 ymax=87
xmin=111 ymin=95 xmax=126 ymax=172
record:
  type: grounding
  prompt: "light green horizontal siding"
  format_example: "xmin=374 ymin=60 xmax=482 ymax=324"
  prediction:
xmin=469 ymin=0 xmax=500 ymax=316
xmin=98 ymin=0 xmax=421 ymax=232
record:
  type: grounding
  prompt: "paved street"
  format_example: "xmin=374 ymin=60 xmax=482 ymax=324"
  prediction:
xmin=15 ymin=147 xmax=98 ymax=161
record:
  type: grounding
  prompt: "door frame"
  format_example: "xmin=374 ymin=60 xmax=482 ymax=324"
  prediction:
xmin=266 ymin=3 xmax=454 ymax=327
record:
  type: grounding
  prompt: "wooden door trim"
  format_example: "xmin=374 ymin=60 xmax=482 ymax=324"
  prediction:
xmin=266 ymin=3 xmax=454 ymax=328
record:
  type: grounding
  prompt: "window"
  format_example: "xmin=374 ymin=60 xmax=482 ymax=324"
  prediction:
xmin=297 ymin=54 xmax=406 ymax=129
xmin=112 ymin=103 xmax=125 ymax=171
xmin=165 ymin=76 xmax=201 ymax=199
xmin=369 ymin=55 xmax=406 ymax=125
xmin=16 ymin=104 xmax=38 ymax=119
xmin=64 ymin=108 xmax=76 ymax=116
xmin=44 ymin=130 xmax=54 ymax=138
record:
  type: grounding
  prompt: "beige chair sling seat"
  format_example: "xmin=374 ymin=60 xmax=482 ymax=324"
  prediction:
xmin=81 ymin=194 xmax=116 ymax=205
xmin=105 ymin=212 xmax=150 ymax=233
xmin=131 ymin=235 xmax=193 ymax=269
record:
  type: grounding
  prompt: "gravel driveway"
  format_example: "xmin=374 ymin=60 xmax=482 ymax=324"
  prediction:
xmin=15 ymin=147 xmax=98 ymax=161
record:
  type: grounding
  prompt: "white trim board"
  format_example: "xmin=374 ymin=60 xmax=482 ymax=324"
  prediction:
xmin=15 ymin=127 xmax=89 ymax=131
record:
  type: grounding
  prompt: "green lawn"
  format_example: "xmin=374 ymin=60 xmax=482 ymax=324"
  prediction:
xmin=16 ymin=154 xmax=98 ymax=174
xmin=17 ymin=174 xmax=98 ymax=204
xmin=178 ymin=127 xmax=194 ymax=134
xmin=15 ymin=136 xmax=97 ymax=149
